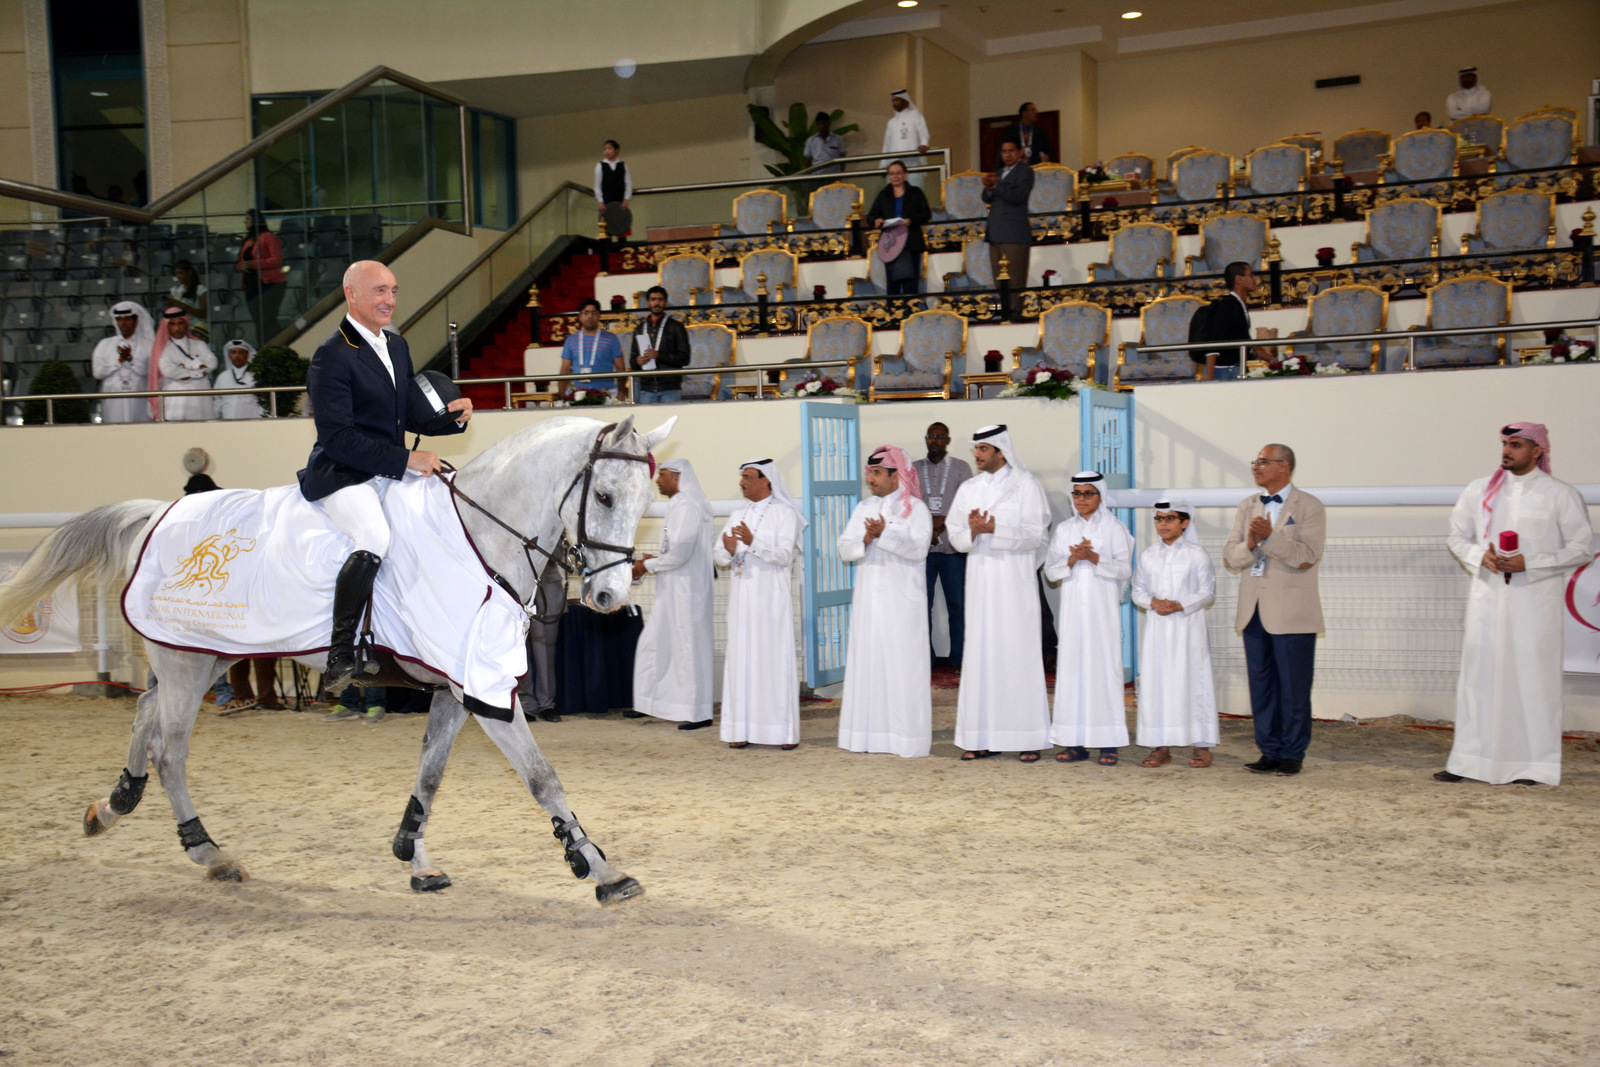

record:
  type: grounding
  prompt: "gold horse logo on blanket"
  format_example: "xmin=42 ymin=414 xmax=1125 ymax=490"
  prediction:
xmin=161 ymin=528 xmax=257 ymax=597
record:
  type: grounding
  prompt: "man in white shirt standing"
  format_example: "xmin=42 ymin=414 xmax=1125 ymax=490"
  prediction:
xmin=714 ymin=459 xmax=806 ymax=750
xmin=948 ymin=425 xmax=1053 ymax=761
xmin=1132 ymin=498 xmax=1219 ymax=769
xmin=1438 ymin=423 xmax=1592 ymax=786
xmin=632 ymin=458 xmax=716 ymax=730
xmin=837 ymin=446 xmax=933 ymax=758
xmin=882 ymin=90 xmax=930 ymax=157
xmin=1446 ymin=67 xmax=1492 ymax=121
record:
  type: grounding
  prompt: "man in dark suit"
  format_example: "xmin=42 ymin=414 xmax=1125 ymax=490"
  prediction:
xmin=1222 ymin=443 xmax=1326 ymax=776
xmin=982 ymin=138 xmax=1035 ymax=293
xmin=994 ymin=102 xmax=1052 ymax=168
xmin=300 ymin=260 xmax=472 ymax=693
xmin=1196 ymin=261 xmax=1276 ymax=381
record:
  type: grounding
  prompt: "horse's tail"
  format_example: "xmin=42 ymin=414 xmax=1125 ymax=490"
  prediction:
xmin=0 ymin=500 xmax=167 ymax=627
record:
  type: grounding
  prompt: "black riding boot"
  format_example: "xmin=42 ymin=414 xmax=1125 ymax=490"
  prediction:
xmin=322 ymin=550 xmax=382 ymax=696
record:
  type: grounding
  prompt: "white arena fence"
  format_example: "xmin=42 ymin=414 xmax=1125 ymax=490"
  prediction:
xmin=4 ymin=486 xmax=1598 ymax=714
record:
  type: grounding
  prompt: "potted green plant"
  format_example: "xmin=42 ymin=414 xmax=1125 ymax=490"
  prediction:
xmin=23 ymin=360 xmax=91 ymax=424
xmin=251 ymin=345 xmax=308 ymax=416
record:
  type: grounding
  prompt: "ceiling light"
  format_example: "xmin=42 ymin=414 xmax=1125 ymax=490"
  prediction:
xmin=90 ymin=91 xmax=109 ymax=97
xmin=898 ymin=1 xmax=919 ymax=7
xmin=1121 ymin=10 xmax=1142 ymax=18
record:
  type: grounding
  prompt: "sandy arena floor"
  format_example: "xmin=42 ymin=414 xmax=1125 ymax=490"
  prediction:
xmin=1 ymin=689 xmax=1598 ymax=1066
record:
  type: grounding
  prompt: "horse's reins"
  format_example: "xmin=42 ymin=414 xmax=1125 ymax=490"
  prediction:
xmin=435 ymin=423 xmax=653 ymax=624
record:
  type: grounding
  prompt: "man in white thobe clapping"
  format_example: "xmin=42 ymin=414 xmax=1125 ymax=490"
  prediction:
xmin=632 ymin=459 xmax=716 ymax=730
xmin=714 ymin=459 xmax=806 ymax=750
xmin=1045 ymin=471 xmax=1134 ymax=766
xmin=838 ymin=446 xmax=934 ymax=758
xmin=948 ymin=425 xmax=1053 ymax=762
xmin=1131 ymin=499 xmax=1218 ymax=769
xmin=1438 ymin=423 xmax=1592 ymax=786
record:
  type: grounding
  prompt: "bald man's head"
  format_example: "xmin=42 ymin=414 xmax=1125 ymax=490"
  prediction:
xmin=344 ymin=260 xmax=398 ymax=333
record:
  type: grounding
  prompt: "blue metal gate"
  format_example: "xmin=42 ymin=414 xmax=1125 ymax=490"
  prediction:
xmin=1081 ymin=388 xmax=1137 ymax=679
xmin=799 ymin=400 xmax=861 ymax=688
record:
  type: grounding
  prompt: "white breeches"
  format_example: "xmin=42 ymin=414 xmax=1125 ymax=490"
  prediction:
xmin=320 ymin=479 xmax=391 ymax=557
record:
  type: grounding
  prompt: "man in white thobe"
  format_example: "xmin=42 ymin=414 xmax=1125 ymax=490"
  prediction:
xmin=882 ymin=90 xmax=930 ymax=156
xmin=1446 ymin=67 xmax=1492 ymax=121
xmin=714 ymin=458 xmax=805 ymax=749
xmin=632 ymin=458 xmax=716 ymax=729
xmin=154 ymin=307 xmax=217 ymax=421
xmin=1044 ymin=471 xmax=1134 ymax=764
xmin=837 ymin=445 xmax=934 ymax=758
xmin=949 ymin=425 xmax=1052 ymax=761
xmin=1438 ymin=423 xmax=1592 ymax=786
xmin=90 ymin=301 xmax=154 ymax=424
xmin=215 ymin=339 xmax=263 ymax=420
xmin=1132 ymin=498 xmax=1218 ymax=768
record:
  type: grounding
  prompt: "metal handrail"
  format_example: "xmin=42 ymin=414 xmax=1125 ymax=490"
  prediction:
xmin=397 ymin=182 xmax=592 ymax=335
xmin=1134 ymin=315 xmax=1598 ymax=373
xmin=5 ymin=384 xmax=309 ymax=424
xmin=792 ymin=149 xmax=952 ymax=183
xmin=0 ymin=65 xmax=466 ymax=226
xmin=633 ymin=163 xmax=944 ymax=197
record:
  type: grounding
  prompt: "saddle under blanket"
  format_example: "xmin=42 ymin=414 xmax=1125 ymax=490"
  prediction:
xmin=122 ymin=474 xmax=529 ymax=716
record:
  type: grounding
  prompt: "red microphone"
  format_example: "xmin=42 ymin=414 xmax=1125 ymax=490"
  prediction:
xmin=1498 ymin=530 xmax=1518 ymax=585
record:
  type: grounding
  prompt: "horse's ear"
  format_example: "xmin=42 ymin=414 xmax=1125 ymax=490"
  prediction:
xmin=604 ymin=414 xmax=636 ymax=448
xmin=640 ymin=416 xmax=677 ymax=452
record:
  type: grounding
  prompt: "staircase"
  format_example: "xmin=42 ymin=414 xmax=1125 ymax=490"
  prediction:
xmin=457 ymin=248 xmax=604 ymax=410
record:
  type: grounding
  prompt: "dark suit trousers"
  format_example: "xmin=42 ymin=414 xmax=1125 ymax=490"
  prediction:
xmin=1242 ymin=608 xmax=1316 ymax=760
xmin=925 ymin=551 xmax=966 ymax=668
xmin=989 ymin=243 xmax=1030 ymax=289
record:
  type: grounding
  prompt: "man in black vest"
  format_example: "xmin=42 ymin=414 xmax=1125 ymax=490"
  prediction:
xmin=300 ymin=260 xmax=472 ymax=694
xmin=594 ymin=139 xmax=631 ymax=241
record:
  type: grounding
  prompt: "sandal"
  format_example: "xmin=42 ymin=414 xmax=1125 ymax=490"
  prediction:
xmin=1018 ymin=751 xmax=1040 ymax=762
xmin=1098 ymin=749 xmax=1119 ymax=766
xmin=780 ymin=743 xmax=798 ymax=751
xmin=727 ymin=741 xmax=748 ymax=749
xmin=1188 ymin=749 xmax=1213 ymax=768
xmin=1141 ymin=749 xmax=1171 ymax=768
xmin=220 ymin=699 xmax=256 ymax=712
xmin=960 ymin=749 xmax=994 ymax=761
xmin=1055 ymin=746 xmax=1090 ymax=763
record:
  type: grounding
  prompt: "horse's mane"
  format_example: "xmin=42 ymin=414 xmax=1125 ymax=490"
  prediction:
xmin=461 ymin=415 xmax=640 ymax=472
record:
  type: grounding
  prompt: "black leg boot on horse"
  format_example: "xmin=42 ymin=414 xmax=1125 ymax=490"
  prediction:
xmin=323 ymin=550 xmax=383 ymax=696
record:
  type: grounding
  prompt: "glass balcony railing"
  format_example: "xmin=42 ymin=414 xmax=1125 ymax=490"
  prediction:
xmin=0 ymin=67 xmax=469 ymax=417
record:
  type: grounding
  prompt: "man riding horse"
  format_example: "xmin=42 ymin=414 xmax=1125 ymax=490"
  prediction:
xmin=301 ymin=260 xmax=473 ymax=694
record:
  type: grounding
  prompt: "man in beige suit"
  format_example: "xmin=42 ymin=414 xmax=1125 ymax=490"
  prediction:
xmin=1223 ymin=444 xmax=1325 ymax=776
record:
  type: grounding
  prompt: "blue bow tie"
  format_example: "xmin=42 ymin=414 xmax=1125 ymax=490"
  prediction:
xmin=1260 ymin=494 xmax=1282 ymax=505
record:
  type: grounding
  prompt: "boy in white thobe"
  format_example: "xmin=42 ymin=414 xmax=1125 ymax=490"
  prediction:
xmin=1131 ymin=499 xmax=1218 ymax=768
xmin=90 ymin=301 xmax=154 ymax=424
xmin=632 ymin=458 xmax=716 ymax=729
xmin=215 ymin=339 xmax=263 ymax=420
xmin=714 ymin=459 xmax=805 ymax=749
xmin=837 ymin=446 xmax=934 ymax=758
xmin=949 ymin=425 xmax=1053 ymax=761
xmin=1438 ymin=423 xmax=1592 ymax=786
xmin=1044 ymin=471 xmax=1134 ymax=765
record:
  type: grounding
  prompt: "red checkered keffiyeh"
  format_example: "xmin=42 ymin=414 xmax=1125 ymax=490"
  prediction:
xmin=1482 ymin=421 xmax=1552 ymax=529
xmin=867 ymin=445 xmax=921 ymax=518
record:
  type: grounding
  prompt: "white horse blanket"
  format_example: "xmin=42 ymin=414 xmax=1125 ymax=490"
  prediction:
xmin=123 ymin=473 xmax=529 ymax=714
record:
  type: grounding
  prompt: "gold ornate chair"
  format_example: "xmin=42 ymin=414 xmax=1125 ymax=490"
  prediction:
xmin=797 ymin=182 xmax=864 ymax=232
xmin=870 ymin=309 xmax=961 ymax=401
xmin=1286 ymin=284 xmax=1387 ymax=371
xmin=786 ymin=314 xmax=870 ymax=391
xmin=1460 ymin=189 xmax=1556 ymax=255
xmin=636 ymin=252 xmax=715 ymax=308
xmin=1409 ymin=273 xmax=1511 ymax=369
xmin=1104 ymin=153 xmax=1155 ymax=182
xmin=716 ymin=249 xmax=799 ymax=304
xmin=683 ymin=323 xmax=735 ymax=401
xmin=1013 ymin=300 xmax=1107 ymax=384
xmin=1332 ymin=129 xmax=1391 ymax=175
xmin=1114 ymin=295 xmax=1206 ymax=390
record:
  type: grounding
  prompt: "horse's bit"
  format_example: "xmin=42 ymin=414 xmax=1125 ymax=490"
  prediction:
xmin=442 ymin=423 xmax=653 ymax=624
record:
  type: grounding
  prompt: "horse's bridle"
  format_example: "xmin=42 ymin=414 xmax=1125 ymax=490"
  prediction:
xmin=443 ymin=423 xmax=653 ymax=623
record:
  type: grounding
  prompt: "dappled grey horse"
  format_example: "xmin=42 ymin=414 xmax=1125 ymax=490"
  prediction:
xmin=0 ymin=415 xmax=673 ymax=904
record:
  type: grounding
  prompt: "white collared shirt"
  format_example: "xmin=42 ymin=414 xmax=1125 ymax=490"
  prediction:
xmin=1262 ymin=482 xmax=1292 ymax=526
xmin=348 ymin=317 xmax=396 ymax=385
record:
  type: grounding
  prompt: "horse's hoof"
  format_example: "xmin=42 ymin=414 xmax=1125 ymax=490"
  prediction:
xmin=207 ymin=860 xmax=248 ymax=883
xmin=410 ymin=871 xmax=452 ymax=892
xmin=595 ymin=876 xmax=645 ymax=907
xmin=83 ymin=800 xmax=115 ymax=837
